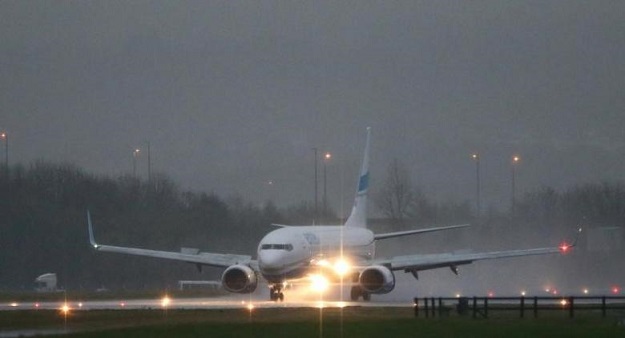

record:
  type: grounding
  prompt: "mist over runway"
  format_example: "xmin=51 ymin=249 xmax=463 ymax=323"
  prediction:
xmin=0 ymin=294 xmax=411 ymax=312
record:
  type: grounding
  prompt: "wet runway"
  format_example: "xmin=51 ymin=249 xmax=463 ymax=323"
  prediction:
xmin=0 ymin=295 xmax=412 ymax=311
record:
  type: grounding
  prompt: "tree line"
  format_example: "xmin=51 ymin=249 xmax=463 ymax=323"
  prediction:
xmin=0 ymin=160 xmax=623 ymax=291
xmin=0 ymin=161 xmax=331 ymax=290
xmin=374 ymin=159 xmax=625 ymax=233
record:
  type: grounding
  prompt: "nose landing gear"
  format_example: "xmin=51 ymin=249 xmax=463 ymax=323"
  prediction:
xmin=270 ymin=285 xmax=284 ymax=301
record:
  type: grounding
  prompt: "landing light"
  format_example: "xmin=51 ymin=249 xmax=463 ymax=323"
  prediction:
xmin=560 ymin=299 xmax=568 ymax=306
xmin=309 ymin=274 xmax=329 ymax=293
xmin=60 ymin=304 xmax=70 ymax=314
xmin=583 ymin=288 xmax=589 ymax=295
xmin=161 ymin=296 xmax=171 ymax=307
xmin=333 ymin=259 xmax=351 ymax=277
xmin=521 ymin=291 xmax=526 ymax=296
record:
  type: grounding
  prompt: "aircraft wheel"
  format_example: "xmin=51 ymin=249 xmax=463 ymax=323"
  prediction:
xmin=279 ymin=293 xmax=284 ymax=302
xmin=270 ymin=287 xmax=281 ymax=301
xmin=362 ymin=292 xmax=371 ymax=301
xmin=350 ymin=286 xmax=361 ymax=301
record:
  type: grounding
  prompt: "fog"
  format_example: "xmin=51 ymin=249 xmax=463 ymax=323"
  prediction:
xmin=1 ymin=1 xmax=623 ymax=296
xmin=2 ymin=1 xmax=625 ymax=213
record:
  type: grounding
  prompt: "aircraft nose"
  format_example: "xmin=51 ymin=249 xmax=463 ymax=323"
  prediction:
xmin=259 ymin=250 xmax=283 ymax=270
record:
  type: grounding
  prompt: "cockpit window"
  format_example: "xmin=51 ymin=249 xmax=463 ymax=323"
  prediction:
xmin=261 ymin=244 xmax=293 ymax=251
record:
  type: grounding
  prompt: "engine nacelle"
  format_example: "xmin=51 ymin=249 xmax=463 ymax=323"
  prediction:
xmin=358 ymin=265 xmax=395 ymax=294
xmin=221 ymin=265 xmax=258 ymax=293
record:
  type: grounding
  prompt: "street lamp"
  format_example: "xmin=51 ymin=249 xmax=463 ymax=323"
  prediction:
xmin=511 ymin=155 xmax=520 ymax=216
xmin=0 ymin=132 xmax=9 ymax=175
xmin=133 ymin=148 xmax=141 ymax=178
xmin=312 ymin=147 xmax=318 ymax=223
xmin=323 ymin=152 xmax=332 ymax=219
xmin=0 ymin=132 xmax=7 ymax=177
xmin=147 ymin=141 xmax=151 ymax=183
xmin=471 ymin=153 xmax=480 ymax=219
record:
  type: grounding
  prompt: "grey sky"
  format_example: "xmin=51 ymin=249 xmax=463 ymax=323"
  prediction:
xmin=1 ymin=1 xmax=624 ymax=214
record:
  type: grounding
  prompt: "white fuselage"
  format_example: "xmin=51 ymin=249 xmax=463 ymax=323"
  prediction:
xmin=257 ymin=226 xmax=375 ymax=283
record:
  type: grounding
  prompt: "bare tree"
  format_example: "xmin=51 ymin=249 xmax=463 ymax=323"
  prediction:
xmin=374 ymin=159 xmax=415 ymax=228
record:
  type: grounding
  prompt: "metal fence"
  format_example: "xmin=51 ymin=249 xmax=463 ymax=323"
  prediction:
xmin=413 ymin=296 xmax=625 ymax=319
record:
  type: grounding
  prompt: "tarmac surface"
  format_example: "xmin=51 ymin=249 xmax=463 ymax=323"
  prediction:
xmin=0 ymin=294 xmax=412 ymax=311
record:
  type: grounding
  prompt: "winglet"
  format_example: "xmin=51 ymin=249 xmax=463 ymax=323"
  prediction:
xmin=571 ymin=227 xmax=583 ymax=247
xmin=87 ymin=210 xmax=99 ymax=249
xmin=560 ymin=227 xmax=583 ymax=253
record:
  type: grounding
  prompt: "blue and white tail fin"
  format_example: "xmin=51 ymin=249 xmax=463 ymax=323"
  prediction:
xmin=344 ymin=127 xmax=371 ymax=228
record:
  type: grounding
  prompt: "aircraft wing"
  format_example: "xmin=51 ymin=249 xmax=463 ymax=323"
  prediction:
xmin=88 ymin=211 xmax=253 ymax=269
xmin=377 ymin=245 xmax=570 ymax=274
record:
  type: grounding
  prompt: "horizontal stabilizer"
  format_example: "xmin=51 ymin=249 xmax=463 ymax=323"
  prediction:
xmin=374 ymin=224 xmax=470 ymax=240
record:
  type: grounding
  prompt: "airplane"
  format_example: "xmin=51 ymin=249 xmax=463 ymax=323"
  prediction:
xmin=87 ymin=127 xmax=577 ymax=301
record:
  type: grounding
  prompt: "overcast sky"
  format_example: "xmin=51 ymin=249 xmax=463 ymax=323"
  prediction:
xmin=1 ymin=1 xmax=624 ymax=215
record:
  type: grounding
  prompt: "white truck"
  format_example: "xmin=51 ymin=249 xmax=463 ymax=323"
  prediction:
xmin=34 ymin=273 xmax=58 ymax=292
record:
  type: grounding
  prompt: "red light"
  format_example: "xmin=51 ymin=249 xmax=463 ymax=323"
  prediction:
xmin=612 ymin=287 xmax=620 ymax=294
xmin=487 ymin=291 xmax=494 ymax=298
xmin=559 ymin=242 xmax=570 ymax=253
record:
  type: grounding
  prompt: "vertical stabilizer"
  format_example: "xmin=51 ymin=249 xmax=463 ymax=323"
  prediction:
xmin=345 ymin=127 xmax=371 ymax=228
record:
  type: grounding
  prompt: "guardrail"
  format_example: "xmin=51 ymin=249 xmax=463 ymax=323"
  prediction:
xmin=413 ymin=296 xmax=625 ymax=318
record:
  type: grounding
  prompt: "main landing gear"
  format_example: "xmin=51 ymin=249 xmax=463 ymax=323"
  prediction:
xmin=270 ymin=285 xmax=284 ymax=301
xmin=350 ymin=286 xmax=371 ymax=301
xmin=350 ymin=274 xmax=371 ymax=301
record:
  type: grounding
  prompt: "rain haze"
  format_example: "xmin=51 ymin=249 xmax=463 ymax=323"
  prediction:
xmin=1 ymin=1 xmax=624 ymax=295
xmin=2 ymin=1 xmax=625 ymax=210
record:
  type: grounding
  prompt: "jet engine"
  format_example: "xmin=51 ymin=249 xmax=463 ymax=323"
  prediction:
xmin=221 ymin=265 xmax=258 ymax=293
xmin=358 ymin=265 xmax=395 ymax=294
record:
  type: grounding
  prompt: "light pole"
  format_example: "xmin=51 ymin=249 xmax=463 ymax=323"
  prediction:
xmin=0 ymin=132 xmax=7 ymax=177
xmin=323 ymin=152 xmax=332 ymax=219
xmin=471 ymin=153 xmax=480 ymax=219
xmin=133 ymin=148 xmax=140 ymax=178
xmin=147 ymin=141 xmax=151 ymax=183
xmin=313 ymin=147 xmax=318 ymax=223
xmin=511 ymin=155 xmax=520 ymax=216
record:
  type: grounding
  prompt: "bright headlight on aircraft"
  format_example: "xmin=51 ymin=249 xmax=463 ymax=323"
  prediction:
xmin=333 ymin=259 xmax=351 ymax=277
xmin=309 ymin=274 xmax=329 ymax=293
xmin=161 ymin=295 xmax=171 ymax=307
